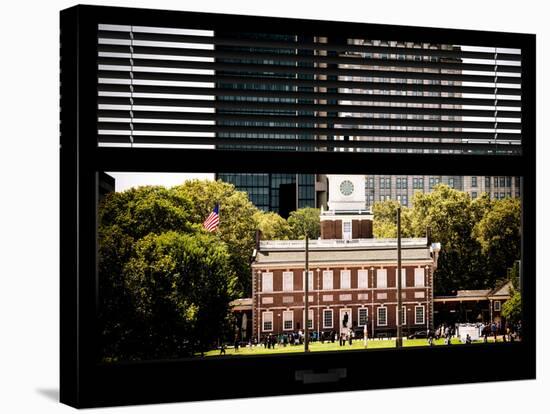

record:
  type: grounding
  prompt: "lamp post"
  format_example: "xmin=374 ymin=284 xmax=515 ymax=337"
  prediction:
xmin=425 ymin=265 xmax=430 ymax=331
xmin=370 ymin=266 xmax=375 ymax=340
xmin=304 ymin=236 xmax=310 ymax=352
xmin=407 ymin=307 xmax=411 ymax=337
xmin=316 ymin=268 xmax=321 ymax=342
xmin=396 ymin=206 xmax=403 ymax=348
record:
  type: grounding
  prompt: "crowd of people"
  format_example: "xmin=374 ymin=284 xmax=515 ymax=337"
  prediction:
xmin=480 ymin=320 xmax=522 ymax=343
xmin=255 ymin=329 xmax=363 ymax=349
xmin=218 ymin=320 xmax=522 ymax=354
xmin=222 ymin=330 xmax=311 ymax=354
xmin=259 ymin=331 xmax=307 ymax=348
xmin=219 ymin=329 xmax=360 ymax=354
xmin=428 ymin=320 xmax=522 ymax=346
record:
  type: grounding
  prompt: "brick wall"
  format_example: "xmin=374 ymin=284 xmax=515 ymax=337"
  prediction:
xmin=252 ymin=264 xmax=432 ymax=339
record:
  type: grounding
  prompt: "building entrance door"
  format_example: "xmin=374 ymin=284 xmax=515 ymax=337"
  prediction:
xmin=339 ymin=308 xmax=352 ymax=335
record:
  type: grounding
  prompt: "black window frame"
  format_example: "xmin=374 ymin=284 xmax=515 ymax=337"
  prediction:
xmin=60 ymin=5 xmax=536 ymax=408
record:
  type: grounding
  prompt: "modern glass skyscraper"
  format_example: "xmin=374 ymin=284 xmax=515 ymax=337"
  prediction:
xmin=215 ymin=32 xmax=316 ymax=216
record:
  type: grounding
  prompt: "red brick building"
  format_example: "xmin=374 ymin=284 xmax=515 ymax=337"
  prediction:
xmin=250 ymin=175 xmax=440 ymax=340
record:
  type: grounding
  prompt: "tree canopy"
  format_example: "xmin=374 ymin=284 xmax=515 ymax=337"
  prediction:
xmin=97 ymin=180 xmax=324 ymax=361
xmin=501 ymin=291 xmax=521 ymax=325
xmin=473 ymin=196 xmax=521 ymax=283
xmin=173 ymin=180 xmax=259 ymax=295
xmin=372 ymin=186 xmax=521 ymax=294
xmin=254 ymin=211 xmax=292 ymax=240
xmin=123 ymin=231 xmax=237 ymax=358
xmin=501 ymin=261 xmax=522 ymax=325
xmin=98 ymin=181 xmax=250 ymax=360
xmin=372 ymin=200 xmax=413 ymax=238
xmin=287 ymin=207 xmax=321 ymax=239
xmin=98 ymin=185 xmax=195 ymax=240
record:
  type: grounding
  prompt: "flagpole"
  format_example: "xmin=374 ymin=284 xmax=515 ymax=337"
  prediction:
xmin=396 ymin=206 xmax=403 ymax=348
xmin=304 ymin=235 xmax=310 ymax=352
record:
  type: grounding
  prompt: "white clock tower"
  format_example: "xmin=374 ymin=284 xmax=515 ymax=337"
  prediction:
xmin=326 ymin=174 xmax=366 ymax=211
xmin=320 ymin=175 xmax=372 ymax=240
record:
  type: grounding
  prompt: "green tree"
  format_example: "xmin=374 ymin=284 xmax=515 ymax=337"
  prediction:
xmin=124 ymin=231 xmax=237 ymax=358
xmin=407 ymin=185 xmax=489 ymax=294
xmin=287 ymin=208 xmax=321 ymax=239
xmin=501 ymin=261 xmax=521 ymax=325
xmin=97 ymin=181 xmax=253 ymax=361
xmin=97 ymin=224 xmax=140 ymax=361
xmin=174 ymin=179 xmax=260 ymax=296
xmin=470 ymin=192 xmax=492 ymax=223
xmin=358 ymin=187 xmax=520 ymax=296
xmin=372 ymin=200 xmax=413 ymax=238
xmin=254 ymin=211 xmax=292 ymax=240
xmin=501 ymin=291 xmax=521 ymax=324
xmin=474 ymin=197 xmax=521 ymax=283
xmin=99 ymin=186 xmax=194 ymax=240
xmin=98 ymin=187 xmax=196 ymax=361
xmin=507 ymin=260 xmax=521 ymax=291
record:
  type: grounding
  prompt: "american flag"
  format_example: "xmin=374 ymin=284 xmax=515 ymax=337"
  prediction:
xmin=203 ymin=204 xmax=220 ymax=232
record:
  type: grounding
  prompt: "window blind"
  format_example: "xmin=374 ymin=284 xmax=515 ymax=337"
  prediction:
xmin=97 ymin=24 xmax=522 ymax=154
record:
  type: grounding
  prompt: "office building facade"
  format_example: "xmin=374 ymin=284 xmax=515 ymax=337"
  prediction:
xmin=214 ymin=34 xmax=520 ymax=212
xmin=332 ymin=40 xmax=519 ymax=208
xmin=215 ymin=32 xmax=316 ymax=215
xmin=361 ymin=175 xmax=520 ymax=208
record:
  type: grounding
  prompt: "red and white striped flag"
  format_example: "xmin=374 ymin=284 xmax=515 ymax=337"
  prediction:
xmin=202 ymin=204 xmax=220 ymax=232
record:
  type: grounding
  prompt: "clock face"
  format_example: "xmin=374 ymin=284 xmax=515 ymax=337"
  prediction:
xmin=339 ymin=180 xmax=354 ymax=196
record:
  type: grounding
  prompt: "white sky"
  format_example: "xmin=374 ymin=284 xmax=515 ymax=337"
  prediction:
xmin=108 ymin=172 xmax=214 ymax=192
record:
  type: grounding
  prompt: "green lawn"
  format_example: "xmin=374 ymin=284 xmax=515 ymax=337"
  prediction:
xmin=201 ymin=337 xmax=486 ymax=357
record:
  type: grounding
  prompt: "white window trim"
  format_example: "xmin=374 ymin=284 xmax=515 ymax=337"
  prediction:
xmin=494 ymin=300 xmax=501 ymax=311
xmin=358 ymin=307 xmax=369 ymax=327
xmin=414 ymin=305 xmax=425 ymax=325
xmin=396 ymin=305 xmax=406 ymax=326
xmin=302 ymin=271 xmax=314 ymax=291
xmin=282 ymin=271 xmax=294 ymax=292
xmin=323 ymin=309 xmax=334 ymax=329
xmin=377 ymin=306 xmax=388 ymax=326
xmin=323 ymin=270 xmax=334 ymax=290
xmin=340 ymin=269 xmax=351 ymax=290
xmin=261 ymin=272 xmax=273 ymax=293
xmin=282 ymin=310 xmax=293 ymax=331
xmin=358 ymin=269 xmax=369 ymax=289
xmin=377 ymin=269 xmax=388 ymax=289
xmin=400 ymin=268 xmax=407 ymax=288
xmin=414 ymin=267 xmax=425 ymax=287
xmin=262 ymin=311 xmax=274 ymax=332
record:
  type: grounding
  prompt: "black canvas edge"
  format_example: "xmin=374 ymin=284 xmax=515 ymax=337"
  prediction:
xmin=60 ymin=4 xmax=536 ymax=408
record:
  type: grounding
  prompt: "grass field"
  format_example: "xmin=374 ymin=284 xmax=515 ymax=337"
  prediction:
xmin=201 ymin=337 xmax=492 ymax=357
